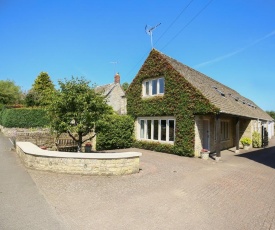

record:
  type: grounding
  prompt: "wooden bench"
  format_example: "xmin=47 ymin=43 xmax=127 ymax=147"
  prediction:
xmin=55 ymin=138 xmax=78 ymax=152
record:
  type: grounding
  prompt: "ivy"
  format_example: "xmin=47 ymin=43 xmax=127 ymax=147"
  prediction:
xmin=126 ymin=49 xmax=218 ymax=156
xmin=96 ymin=115 xmax=134 ymax=150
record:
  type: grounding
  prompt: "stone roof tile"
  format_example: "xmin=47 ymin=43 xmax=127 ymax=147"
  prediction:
xmin=159 ymin=50 xmax=272 ymax=121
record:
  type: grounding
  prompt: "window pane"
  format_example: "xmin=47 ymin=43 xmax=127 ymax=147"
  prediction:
xmin=159 ymin=78 xmax=164 ymax=94
xmin=147 ymin=120 xmax=151 ymax=139
xmin=169 ymin=120 xmax=175 ymax=141
xmin=145 ymin=81 xmax=149 ymax=95
xmin=140 ymin=120 xmax=144 ymax=138
xmin=153 ymin=120 xmax=159 ymax=140
xmin=152 ymin=79 xmax=157 ymax=95
xmin=161 ymin=120 xmax=166 ymax=141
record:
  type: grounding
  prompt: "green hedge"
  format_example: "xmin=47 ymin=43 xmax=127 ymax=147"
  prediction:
xmin=0 ymin=108 xmax=49 ymax=128
xmin=96 ymin=115 xmax=134 ymax=150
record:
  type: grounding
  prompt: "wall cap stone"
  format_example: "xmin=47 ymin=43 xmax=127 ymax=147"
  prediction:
xmin=16 ymin=142 xmax=142 ymax=159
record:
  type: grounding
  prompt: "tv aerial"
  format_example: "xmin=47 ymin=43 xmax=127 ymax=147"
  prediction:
xmin=145 ymin=23 xmax=161 ymax=49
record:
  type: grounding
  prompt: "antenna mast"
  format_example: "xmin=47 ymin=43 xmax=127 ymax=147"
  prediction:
xmin=145 ymin=23 xmax=161 ymax=49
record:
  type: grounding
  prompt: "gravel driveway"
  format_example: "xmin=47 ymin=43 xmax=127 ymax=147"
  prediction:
xmin=27 ymin=140 xmax=275 ymax=230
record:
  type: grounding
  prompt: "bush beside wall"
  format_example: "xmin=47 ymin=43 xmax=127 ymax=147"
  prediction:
xmin=252 ymin=131 xmax=261 ymax=148
xmin=0 ymin=108 xmax=49 ymax=128
xmin=96 ymin=115 xmax=134 ymax=150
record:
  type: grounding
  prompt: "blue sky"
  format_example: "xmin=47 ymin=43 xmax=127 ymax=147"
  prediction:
xmin=1 ymin=0 xmax=275 ymax=110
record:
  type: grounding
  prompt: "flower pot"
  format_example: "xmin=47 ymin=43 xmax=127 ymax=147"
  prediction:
xmin=85 ymin=145 xmax=92 ymax=153
xmin=201 ymin=151 xmax=210 ymax=160
xmin=244 ymin=145 xmax=250 ymax=150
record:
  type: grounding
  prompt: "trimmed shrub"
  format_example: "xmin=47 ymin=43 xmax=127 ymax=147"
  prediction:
xmin=96 ymin=115 xmax=134 ymax=150
xmin=133 ymin=140 xmax=193 ymax=157
xmin=0 ymin=108 xmax=4 ymax=125
xmin=0 ymin=108 xmax=49 ymax=128
xmin=252 ymin=132 xmax=261 ymax=148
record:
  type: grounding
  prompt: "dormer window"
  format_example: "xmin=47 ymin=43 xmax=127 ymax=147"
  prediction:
xmin=143 ymin=77 xmax=165 ymax=97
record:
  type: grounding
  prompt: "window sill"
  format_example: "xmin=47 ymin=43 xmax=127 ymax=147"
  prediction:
xmin=142 ymin=94 xmax=164 ymax=99
xmin=138 ymin=138 xmax=174 ymax=145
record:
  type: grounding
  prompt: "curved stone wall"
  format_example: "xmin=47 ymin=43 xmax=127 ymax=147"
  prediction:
xmin=16 ymin=142 xmax=142 ymax=176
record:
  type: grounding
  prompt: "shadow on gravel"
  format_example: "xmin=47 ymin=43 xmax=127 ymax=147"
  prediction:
xmin=236 ymin=146 xmax=275 ymax=169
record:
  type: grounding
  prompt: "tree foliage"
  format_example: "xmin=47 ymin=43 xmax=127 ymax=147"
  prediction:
xmin=27 ymin=72 xmax=55 ymax=107
xmin=96 ymin=114 xmax=134 ymax=150
xmin=121 ymin=82 xmax=129 ymax=92
xmin=266 ymin=111 xmax=275 ymax=120
xmin=0 ymin=80 xmax=23 ymax=105
xmin=47 ymin=77 xmax=113 ymax=151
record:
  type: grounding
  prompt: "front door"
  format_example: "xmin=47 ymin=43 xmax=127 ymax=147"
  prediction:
xmin=203 ymin=120 xmax=210 ymax=150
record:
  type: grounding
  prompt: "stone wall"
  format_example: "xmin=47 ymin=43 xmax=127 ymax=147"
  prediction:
xmin=0 ymin=126 xmax=96 ymax=151
xmin=16 ymin=142 xmax=141 ymax=176
xmin=16 ymin=131 xmax=55 ymax=149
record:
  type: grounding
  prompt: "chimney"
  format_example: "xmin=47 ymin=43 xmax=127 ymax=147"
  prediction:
xmin=114 ymin=73 xmax=120 ymax=84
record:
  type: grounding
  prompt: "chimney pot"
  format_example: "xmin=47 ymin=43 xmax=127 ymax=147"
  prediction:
xmin=114 ymin=73 xmax=120 ymax=84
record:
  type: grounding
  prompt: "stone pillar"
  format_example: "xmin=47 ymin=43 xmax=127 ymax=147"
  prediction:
xmin=235 ymin=117 xmax=240 ymax=153
xmin=215 ymin=114 xmax=221 ymax=161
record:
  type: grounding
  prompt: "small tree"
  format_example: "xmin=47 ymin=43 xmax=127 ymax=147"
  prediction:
xmin=30 ymin=72 xmax=55 ymax=106
xmin=47 ymin=77 xmax=112 ymax=152
xmin=0 ymin=80 xmax=23 ymax=105
xmin=25 ymin=89 xmax=39 ymax=107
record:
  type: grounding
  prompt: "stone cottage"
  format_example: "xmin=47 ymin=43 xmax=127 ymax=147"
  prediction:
xmin=126 ymin=49 xmax=274 ymax=158
xmin=95 ymin=73 xmax=127 ymax=115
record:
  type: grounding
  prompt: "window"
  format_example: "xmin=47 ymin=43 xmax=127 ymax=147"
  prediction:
xmin=153 ymin=120 xmax=158 ymax=140
xmin=138 ymin=117 xmax=175 ymax=143
xmin=159 ymin=78 xmax=164 ymax=94
xmin=221 ymin=121 xmax=229 ymax=140
xmin=145 ymin=81 xmax=150 ymax=96
xmin=143 ymin=78 xmax=165 ymax=97
xmin=214 ymin=120 xmax=230 ymax=141
xmin=147 ymin=120 xmax=152 ymax=139
xmin=152 ymin=79 xmax=158 ymax=95
xmin=161 ymin=120 xmax=166 ymax=141
xmin=140 ymin=120 xmax=145 ymax=138
xmin=169 ymin=120 xmax=175 ymax=141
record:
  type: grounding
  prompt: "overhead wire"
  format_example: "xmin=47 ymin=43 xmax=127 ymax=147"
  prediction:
xmin=161 ymin=0 xmax=214 ymax=51
xmin=154 ymin=0 xmax=195 ymax=46
xmin=125 ymin=1 xmax=196 ymax=78
xmin=125 ymin=0 xmax=214 ymax=79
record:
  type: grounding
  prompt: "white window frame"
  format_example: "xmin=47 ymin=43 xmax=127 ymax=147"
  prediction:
xmin=137 ymin=117 xmax=175 ymax=143
xmin=142 ymin=78 xmax=165 ymax=97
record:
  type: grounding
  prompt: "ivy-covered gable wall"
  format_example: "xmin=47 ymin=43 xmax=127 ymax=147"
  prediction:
xmin=126 ymin=49 xmax=218 ymax=156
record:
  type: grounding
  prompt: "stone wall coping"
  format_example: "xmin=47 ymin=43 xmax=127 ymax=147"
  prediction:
xmin=16 ymin=142 xmax=142 ymax=159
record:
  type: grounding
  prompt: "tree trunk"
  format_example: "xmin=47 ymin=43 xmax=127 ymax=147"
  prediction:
xmin=78 ymin=132 xmax=83 ymax=152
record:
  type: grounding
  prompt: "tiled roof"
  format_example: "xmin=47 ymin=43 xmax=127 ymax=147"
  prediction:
xmin=158 ymin=50 xmax=273 ymax=121
xmin=95 ymin=83 xmax=117 ymax=97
